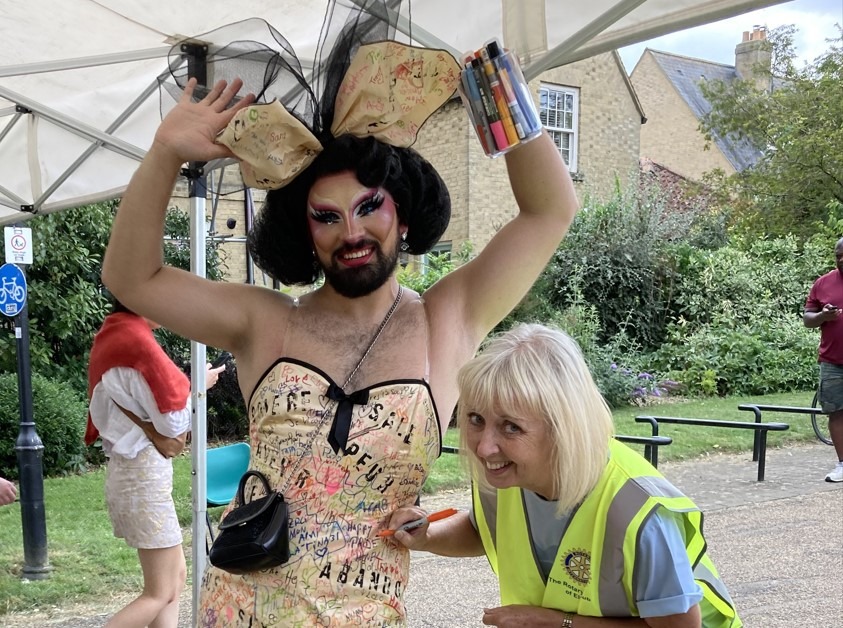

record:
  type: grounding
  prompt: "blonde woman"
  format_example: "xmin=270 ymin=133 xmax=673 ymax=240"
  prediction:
xmin=389 ymin=324 xmax=741 ymax=628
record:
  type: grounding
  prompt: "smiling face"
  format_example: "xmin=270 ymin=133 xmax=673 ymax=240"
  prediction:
xmin=464 ymin=404 xmax=557 ymax=499
xmin=307 ymin=171 xmax=402 ymax=298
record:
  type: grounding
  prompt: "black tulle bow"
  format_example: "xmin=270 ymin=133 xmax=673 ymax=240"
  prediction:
xmin=326 ymin=383 xmax=369 ymax=454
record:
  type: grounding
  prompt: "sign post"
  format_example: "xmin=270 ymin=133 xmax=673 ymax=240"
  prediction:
xmin=4 ymin=225 xmax=50 ymax=580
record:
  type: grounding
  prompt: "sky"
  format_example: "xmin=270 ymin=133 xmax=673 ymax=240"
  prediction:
xmin=618 ymin=0 xmax=843 ymax=73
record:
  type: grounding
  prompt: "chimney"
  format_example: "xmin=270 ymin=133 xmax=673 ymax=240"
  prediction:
xmin=735 ymin=26 xmax=772 ymax=91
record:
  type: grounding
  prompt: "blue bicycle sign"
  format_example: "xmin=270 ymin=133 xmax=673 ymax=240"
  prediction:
xmin=0 ymin=263 xmax=27 ymax=317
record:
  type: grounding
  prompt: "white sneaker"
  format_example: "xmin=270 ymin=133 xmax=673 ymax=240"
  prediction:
xmin=825 ymin=464 xmax=843 ymax=483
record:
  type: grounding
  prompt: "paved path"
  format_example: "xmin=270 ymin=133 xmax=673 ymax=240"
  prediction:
xmin=4 ymin=442 xmax=842 ymax=627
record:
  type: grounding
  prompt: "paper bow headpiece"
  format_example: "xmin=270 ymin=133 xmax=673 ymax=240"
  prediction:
xmin=216 ymin=41 xmax=461 ymax=190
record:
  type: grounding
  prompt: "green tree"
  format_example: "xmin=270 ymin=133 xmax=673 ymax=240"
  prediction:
xmin=0 ymin=203 xmax=229 ymax=394
xmin=0 ymin=202 xmax=115 ymax=392
xmin=538 ymin=180 xmax=698 ymax=349
xmin=700 ymin=26 xmax=843 ymax=238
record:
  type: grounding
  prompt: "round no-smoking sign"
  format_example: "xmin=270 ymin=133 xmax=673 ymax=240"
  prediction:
xmin=4 ymin=226 xmax=33 ymax=265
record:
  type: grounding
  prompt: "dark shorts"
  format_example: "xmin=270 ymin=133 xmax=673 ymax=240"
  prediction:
xmin=818 ymin=362 xmax=843 ymax=414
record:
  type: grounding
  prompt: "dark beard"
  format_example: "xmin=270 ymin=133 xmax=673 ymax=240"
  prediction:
xmin=322 ymin=240 xmax=400 ymax=298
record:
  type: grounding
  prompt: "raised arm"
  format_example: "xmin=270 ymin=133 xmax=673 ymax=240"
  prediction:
xmin=426 ymin=131 xmax=578 ymax=347
xmin=102 ymin=79 xmax=257 ymax=352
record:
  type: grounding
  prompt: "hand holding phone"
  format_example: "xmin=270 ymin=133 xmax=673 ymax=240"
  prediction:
xmin=211 ymin=351 xmax=232 ymax=369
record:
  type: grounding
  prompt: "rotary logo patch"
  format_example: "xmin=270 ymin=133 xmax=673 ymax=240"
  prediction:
xmin=563 ymin=549 xmax=591 ymax=584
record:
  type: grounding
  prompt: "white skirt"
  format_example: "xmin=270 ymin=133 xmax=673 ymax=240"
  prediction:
xmin=105 ymin=444 xmax=183 ymax=549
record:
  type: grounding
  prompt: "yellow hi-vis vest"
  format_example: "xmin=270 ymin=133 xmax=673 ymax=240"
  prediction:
xmin=473 ymin=440 xmax=741 ymax=627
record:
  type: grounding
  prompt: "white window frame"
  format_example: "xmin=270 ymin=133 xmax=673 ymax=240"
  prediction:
xmin=539 ymin=83 xmax=579 ymax=172
xmin=421 ymin=241 xmax=452 ymax=275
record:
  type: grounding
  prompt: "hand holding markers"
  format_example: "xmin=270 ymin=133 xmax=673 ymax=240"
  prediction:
xmin=459 ymin=39 xmax=542 ymax=156
xmin=378 ymin=508 xmax=459 ymax=537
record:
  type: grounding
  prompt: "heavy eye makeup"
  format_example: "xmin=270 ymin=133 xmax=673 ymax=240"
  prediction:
xmin=356 ymin=191 xmax=385 ymax=217
xmin=308 ymin=191 xmax=385 ymax=224
xmin=309 ymin=209 xmax=340 ymax=224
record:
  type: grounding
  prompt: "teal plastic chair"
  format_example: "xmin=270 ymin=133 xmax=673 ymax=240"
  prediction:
xmin=205 ymin=442 xmax=250 ymax=547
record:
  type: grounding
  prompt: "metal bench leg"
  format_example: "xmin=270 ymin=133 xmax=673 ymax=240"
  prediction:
xmin=750 ymin=409 xmax=762 ymax=462
xmin=757 ymin=430 xmax=768 ymax=481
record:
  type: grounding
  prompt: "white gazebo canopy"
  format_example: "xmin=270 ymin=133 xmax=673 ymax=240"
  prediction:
xmin=0 ymin=0 xmax=793 ymax=222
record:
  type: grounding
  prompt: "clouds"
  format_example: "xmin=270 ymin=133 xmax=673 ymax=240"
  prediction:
xmin=619 ymin=0 xmax=843 ymax=73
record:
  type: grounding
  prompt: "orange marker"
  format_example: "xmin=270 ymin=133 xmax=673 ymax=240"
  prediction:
xmin=377 ymin=508 xmax=459 ymax=537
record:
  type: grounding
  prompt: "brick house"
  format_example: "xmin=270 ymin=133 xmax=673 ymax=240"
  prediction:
xmin=630 ymin=27 xmax=770 ymax=182
xmin=177 ymin=50 xmax=644 ymax=284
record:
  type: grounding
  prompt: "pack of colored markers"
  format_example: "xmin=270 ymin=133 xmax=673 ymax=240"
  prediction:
xmin=458 ymin=40 xmax=542 ymax=157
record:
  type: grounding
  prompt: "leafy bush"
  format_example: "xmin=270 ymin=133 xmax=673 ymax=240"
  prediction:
xmin=0 ymin=373 xmax=87 ymax=479
xmin=207 ymin=363 xmax=248 ymax=440
xmin=397 ymin=242 xmax=473 ymax=294
xmin=667 ymin=236 xmax=819 ymax=331
xmin=653 ymin=310 xmax=817 ymax=396
xmin=583 ymin=327 xmax=676 ymax=409
xmin=0 ymin=202 xmax=115 ymax=394
xmin=181 ymin=358 xmax=248 ymax=441
xmin=543 ymin=181 xmax=697 ymax=350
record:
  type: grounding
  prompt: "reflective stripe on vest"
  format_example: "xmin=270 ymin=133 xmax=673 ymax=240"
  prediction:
xmin=473 ymin=440 xmax=741 ymax=626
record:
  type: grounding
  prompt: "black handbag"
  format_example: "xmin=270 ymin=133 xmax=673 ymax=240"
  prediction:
xmin=208 ymin=470 xmax=290 ymax=574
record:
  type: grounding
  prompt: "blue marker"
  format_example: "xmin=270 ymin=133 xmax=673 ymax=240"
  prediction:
xmin=461 ymin=67 xmax=495 ymax=153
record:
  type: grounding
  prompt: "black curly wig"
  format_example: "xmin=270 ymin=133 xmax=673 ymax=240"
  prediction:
xmin=247 ymin=133 xmax=450 ymax=286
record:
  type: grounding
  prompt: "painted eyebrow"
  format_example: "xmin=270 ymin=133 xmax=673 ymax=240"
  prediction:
xmin=308 ymin=188 xmax=381 ymax=212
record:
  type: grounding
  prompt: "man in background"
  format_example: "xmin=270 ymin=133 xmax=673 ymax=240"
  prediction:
xmin=803 ymin=236 xmax=843 ymax=482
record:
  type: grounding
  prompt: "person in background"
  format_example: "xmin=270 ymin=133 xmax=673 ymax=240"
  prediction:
xmin=389 ymin=323 xmax=742 ymax=628
xmin=803 ymin=236 xmax=843 ymax=483
xmin=0 ymin=476 xmax=16 ymax=505
xmin=86 ymin=298 xmax=224 ymax=628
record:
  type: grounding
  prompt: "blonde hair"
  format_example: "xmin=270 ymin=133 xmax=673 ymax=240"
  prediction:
xmin=457 ymin=323 xmax=614 ymax=513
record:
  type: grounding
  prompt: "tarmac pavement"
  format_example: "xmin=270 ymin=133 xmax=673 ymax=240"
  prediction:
xmin=3 ymin=442 xmax=841 ymax=627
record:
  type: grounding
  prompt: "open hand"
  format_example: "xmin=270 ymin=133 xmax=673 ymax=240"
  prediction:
xmin=152 ymin=78 xmax=256 ymax=165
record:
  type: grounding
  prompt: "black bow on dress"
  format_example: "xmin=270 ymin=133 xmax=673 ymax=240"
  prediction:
xmin=326 ymin=382 xmax=370 ymax=454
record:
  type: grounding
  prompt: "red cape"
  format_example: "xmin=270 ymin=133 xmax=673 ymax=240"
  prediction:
xmin=85 ymin=312 xmax=190 ymax=445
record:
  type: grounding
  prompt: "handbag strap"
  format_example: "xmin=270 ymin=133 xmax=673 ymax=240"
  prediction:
xmin=236 ymin=469 xmax=273 ymax=504
xmin=278 ymin=286 xmax=404 ymax=494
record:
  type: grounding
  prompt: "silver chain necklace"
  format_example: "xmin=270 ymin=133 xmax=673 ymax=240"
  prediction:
xmin=279 ymin=285 xmax=404 ymax=490
xmin=341 ymin=285 xmax=403 ymax=389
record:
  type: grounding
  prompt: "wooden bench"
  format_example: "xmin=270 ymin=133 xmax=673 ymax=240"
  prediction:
xmin=635 ymin=415 xmax=789 ymax=481
xmin=442 ymin=434 xmax=673 ymax=469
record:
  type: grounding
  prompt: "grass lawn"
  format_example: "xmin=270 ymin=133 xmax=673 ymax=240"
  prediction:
xmin=0 ymin=389 xmax=822 ymax=616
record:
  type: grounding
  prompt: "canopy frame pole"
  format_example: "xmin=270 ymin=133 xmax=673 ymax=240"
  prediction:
xmin=523 ymin=0 xmax=647 ymax=81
